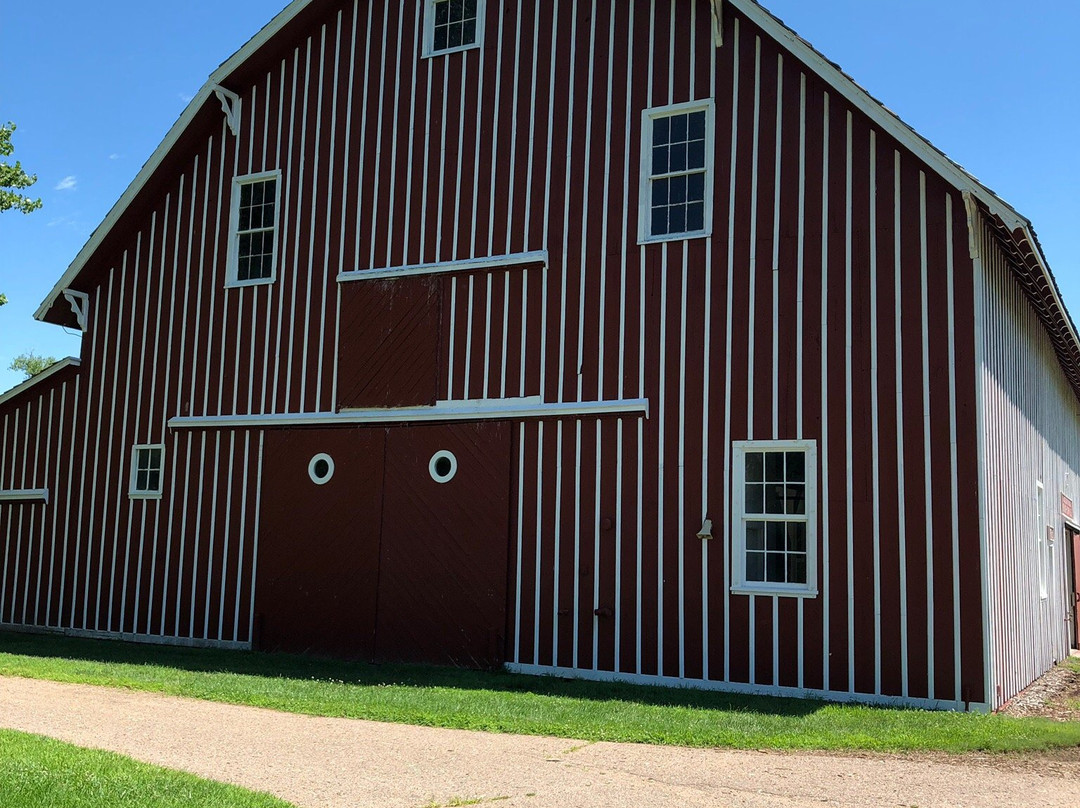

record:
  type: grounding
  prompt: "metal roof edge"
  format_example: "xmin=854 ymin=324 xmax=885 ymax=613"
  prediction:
xmin=0 ymin=358 xmax=82 ymax=409
xmin=33 ymin=0 xmax=315 ymax=324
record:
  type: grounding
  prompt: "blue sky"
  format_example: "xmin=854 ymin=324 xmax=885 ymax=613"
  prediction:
xmin=1 ymin=0 xmax=1077 ymax=396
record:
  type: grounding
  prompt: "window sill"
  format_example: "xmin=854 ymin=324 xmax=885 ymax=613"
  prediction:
xmin=225 ymin=277 xmax=276 ymax=290
xmin=730 ymin=586 xmax=819 ymax=599
xmin=422 ymin=41 xmax=481 ymax=59
xmin=638 ymin=229 xmax=712 ymax=246
xmin=129 ymin=492 xmax=163 ymax=501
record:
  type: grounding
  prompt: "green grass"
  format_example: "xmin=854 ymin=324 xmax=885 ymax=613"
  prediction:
xmin=1 ymin=631 xmax=1078 ymax=755
xmin=0 ymin=728 xmax=294 ymax=808
xmin=1064 ymin=656 xmax=1080 ymax=711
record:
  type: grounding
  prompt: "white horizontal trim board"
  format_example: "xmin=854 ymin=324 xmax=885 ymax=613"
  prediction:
xmin=337 ymin=250 xmax=548 ymax=283
xmin=0 ymin=358 xmax=80 ymax=408
xmin=168 ymin=397 xmax=650 ymax=429
xmin=0 ymin=622 xmax=250 ymax=652
xmin=0 ymin=489 xmax=49 ymax=504
xmin=505 ymin=663 xmax=991 ymax=714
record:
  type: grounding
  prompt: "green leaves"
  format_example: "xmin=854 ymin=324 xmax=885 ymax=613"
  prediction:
xmin=0 ymin=122 xmax=43 ymax=215
xmin=9 ymin=351 xmax=57 ymax=379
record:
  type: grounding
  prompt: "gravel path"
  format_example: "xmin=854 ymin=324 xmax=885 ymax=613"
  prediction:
xmin=0 ymin=676 xmax=1076 ymax=808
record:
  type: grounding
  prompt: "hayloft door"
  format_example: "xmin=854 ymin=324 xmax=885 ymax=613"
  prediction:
xmin=374 ymin=422 xmax=512 ymax=667
xmin=1069 ymin=526 xmax=1080 ymax=650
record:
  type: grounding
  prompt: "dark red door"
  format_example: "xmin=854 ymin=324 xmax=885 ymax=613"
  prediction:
xmin=256 ymin=428 xmax=384 ymax=657
xmin=375 ymin=422 xmax=513 ymax=667
xmin=1070 ymin=528 xmax=1080 ymax=650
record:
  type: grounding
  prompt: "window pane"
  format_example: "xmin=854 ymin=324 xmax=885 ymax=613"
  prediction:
xmin=464 ymin=0 xmax=477 ymax=17
xmin=765 ymin=483 xmax=785 ymax=514
xmin=652 ymin=145 xmax=669 ymax=176
xmin=787 ymin=553 xmax=807 ymax=584
xmin=653 ymin=116 xmax=670 ymax=146
xmin=148 ymin=471 xmax=161 ymax=492
xmin=448 ymin=22 xmax=463 ymax=48
xmin=764 ymin=452 xmax=785 ymax=482
xmin=745 ymin=484 xmax=764 ymax=514
xmin=651 ymin=207 xmax=668 ymax=237
xmin=669 ymin=174 xmax=687 ymax=204
xmin=238 ymin=256 xmax=251 ymax=281
xmin=136 ymin=470 xmax=149 ymax=492
xmin=669 ymin=142 xmax=687 ymax=173
xmin=786 ymin=484 xmax=806 ymax=515
xmin=746 ymin=521 xmax=765 ymax=550
xmin=250 ymin=182 xmax=263 ymax=206
xmin=260 ymin=254 xmax=275 ymax=279
xmin=746 ymin=552 xmax=765 ymax=582
xmin=786 ymin=451 xmax=805 ymax=482
xmin=449 ymin=0 xmax=463 ymax=22
xmin=434 ymin=25 xmax=448 ymax=51
xmin=686 ymin=202 xmax=704 ymax=233
xmin=687 ymin=139 xmax=705 ymax=170
xmin=671 ymin=113 xmax=688 ymax=143
xmin=463 ymin=18 xmax=476 ymax=44
xmin=149 ymin=449 xmax=162 ymax=470
xmin=687 ymin=172 xmax=705 ymax=203
xmin=745 ymin=452 xmax=764 ymax=482
xmin=688 ymin=110 xmax=706 ymax=140
xmin=239 ymin=207 xmax=251 ymax=232
xmin=766 ymin=521 xmax=785 ymax=550
xmin=239 ymin=232 xmax=253 ymax=259
xmin=766 ymin=553 xmax=786 ymax=583
xmin=668 ymin=204 xmax=686 ymax=234
xmin=240 ymin=183 xmax=252 ymax=207
xmin=787 ymin=521 xmax=806 ymax=552
xmin=652 ymin=177 xmax=669 ymax=206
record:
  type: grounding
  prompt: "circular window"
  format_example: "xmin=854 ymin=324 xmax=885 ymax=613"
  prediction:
xmin=308 ymin=453 xmax=335 ymax=485
xmin=429 ymin=450 xmax=458 ymax=484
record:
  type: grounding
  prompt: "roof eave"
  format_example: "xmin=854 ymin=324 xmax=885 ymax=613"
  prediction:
xmin=0 ymin=358 xmax=82 ymax=409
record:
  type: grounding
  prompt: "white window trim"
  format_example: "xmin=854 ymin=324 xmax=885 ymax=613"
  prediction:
xmin=731 ymin=439 xmax=819 ymax=598
xmin=129 ymin=444 xmax=166 ymax=500
xmin=226 ymin=169 xmax=281 ymax=289
xmin=422 ymin=0 xmax=485 ymax=59
xmin=308 ymin=453 xmax=335 ymax=486
xmin=638 ymin=98 xmax=715 ymax=245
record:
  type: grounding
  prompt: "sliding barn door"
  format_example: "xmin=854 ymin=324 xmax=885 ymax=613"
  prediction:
xmin=375 ymin=422 xmax=512 ymax=667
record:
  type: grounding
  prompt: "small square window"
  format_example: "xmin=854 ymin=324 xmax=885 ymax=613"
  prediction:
xmin=227 ymin=171 xmax=280 ymax=288
xmin=640 ymin=101 xmax=714 ymax=243
xmin=732 ymin=440 xmax=818 ymax=596
xmin=424 ymin=0 xmax=484 ymax=57
xmin=130 ymin=445 xmax=166 ymax=499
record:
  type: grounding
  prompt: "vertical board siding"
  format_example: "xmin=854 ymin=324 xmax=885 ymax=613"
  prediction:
xmin=0 ymin=0 xmax=1010 ymax=707
xmin=979 ymin=217 xmax=1079 ymax=709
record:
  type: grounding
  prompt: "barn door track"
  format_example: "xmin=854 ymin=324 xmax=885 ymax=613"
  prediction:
xmin=0 ymin=676 xmax=1076 ymax=808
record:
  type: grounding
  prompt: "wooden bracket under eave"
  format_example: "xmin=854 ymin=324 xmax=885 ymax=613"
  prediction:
xmin=712 ymin=0 xmax=723 ymax=46
xmin=61 ymin=289 xmax=89 ymax=331
xmin=211 ymin=84 xmax=243 ymax=137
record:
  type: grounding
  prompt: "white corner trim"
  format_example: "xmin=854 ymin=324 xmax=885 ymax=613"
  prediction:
xmin=0 ymin=489 xmax=49 ymax=504
xmin=168 ymin=397 xmax=650 ymax=430
xmin=0 ymin=357 xmax=81 ymax=409
xmin=62 ymin=289 xmax=89 ymax=331
xmin=211 ymin=84 xmax=243 ymax=137
xmin=338 ymin=251 xmax=548 ymax=283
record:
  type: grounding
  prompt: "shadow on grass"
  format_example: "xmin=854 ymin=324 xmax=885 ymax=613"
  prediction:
xmin=0 ymin=629 xmax=827 ymax=718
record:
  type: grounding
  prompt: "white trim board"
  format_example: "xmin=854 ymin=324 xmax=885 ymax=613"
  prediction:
xmin=0 ymin=489 xmax=50 ymax=504
xmin=338 ymin=251 xmax=548 ymax=283
xmin=0 ymin=358 xmax=81 ymax=409
xmin=0 ymin=621 xmax=250 ymax=652
xmin=168 ymin=397 xmax=650 ymax=430
xmin=505 ymin=662 xmax=991 ymax=714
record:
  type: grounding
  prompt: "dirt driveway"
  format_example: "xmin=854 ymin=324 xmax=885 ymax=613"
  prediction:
xmin=0 ymin=676 xmax=1076 ymax=808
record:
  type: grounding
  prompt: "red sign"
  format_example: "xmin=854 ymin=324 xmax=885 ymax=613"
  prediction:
xmin=1062 ymin=494 xmax=1074 ymax=521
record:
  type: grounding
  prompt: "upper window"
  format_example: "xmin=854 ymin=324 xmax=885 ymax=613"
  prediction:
xmin=424 ymin=0 xmax=484 ymax=57
xmin=639 ymin=100 xmax=714 ymax=243
xmin=130 ymin=444 xmax=165 ymax=499
xmin=732 ymin=440 xmax=818 ymax=597
xmin=227 ymin=171 xmax=280 ymax=287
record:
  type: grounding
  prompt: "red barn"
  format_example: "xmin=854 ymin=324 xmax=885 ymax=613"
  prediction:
xmin=2 ymin=0 xmax=1078 ymax=711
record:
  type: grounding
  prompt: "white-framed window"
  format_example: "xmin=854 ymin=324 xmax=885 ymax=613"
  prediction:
xmin=226 ymin=170 xmax=281 ymax=287
xmin=639 ymin=99 xmax=714 ymax=244
xmin=429 ymin=450 xmax=458 ymax=484
xmin=732 ymin=440 xmax=818 ymax=597
xmin=129 ymin=444 xmax=165 ymax=499
xmin=423 ymin=0 xmax=484 ymax=57
xmin=308 ymin=453 xmax=335 ymax=486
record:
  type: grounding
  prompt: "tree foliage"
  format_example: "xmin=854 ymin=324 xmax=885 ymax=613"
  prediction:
xmin=0 ymin=123 xmax=42 ymax=215
xmin=9 ymin=352 xmax=57 ymax=379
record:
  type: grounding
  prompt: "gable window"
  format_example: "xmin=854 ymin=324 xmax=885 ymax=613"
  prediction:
xmin=639 ymin=100 xmax=714 ymax=243
xmin=732 ymin=440 xmax=818 ymax=597
xmin=227 ymin=170 xmax=280 ymax=287
xmin=130 ymin=445 xmax=165 ymax=499
xmin=423 ymin=0 xmax=484 ymax=57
